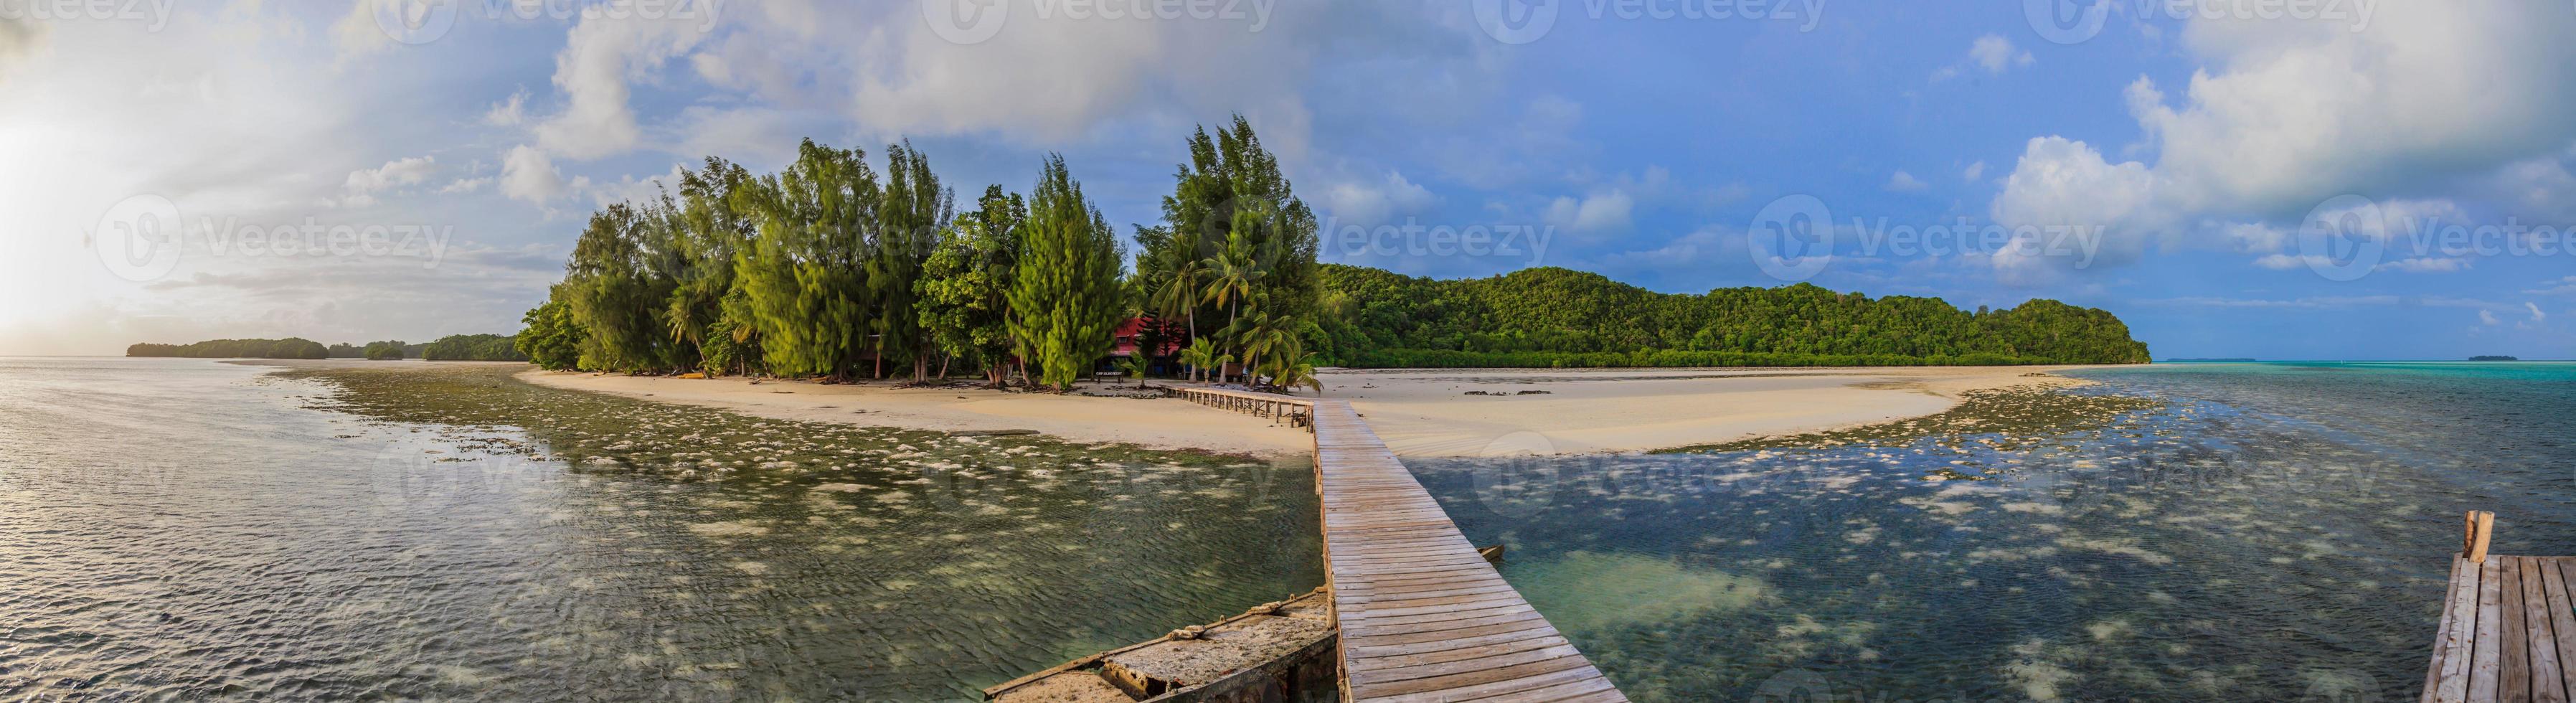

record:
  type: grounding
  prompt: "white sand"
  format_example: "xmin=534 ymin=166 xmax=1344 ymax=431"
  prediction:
xmin=519 ymin=365 xmax=2097 ymax=458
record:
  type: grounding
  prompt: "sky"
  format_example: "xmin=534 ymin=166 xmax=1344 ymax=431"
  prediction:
xmin=2 ymin=0 xmax=2573 ymax=360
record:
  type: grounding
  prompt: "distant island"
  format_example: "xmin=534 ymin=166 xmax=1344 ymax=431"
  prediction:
xmin=129 ymin=334 xmax=529 ymax=362
xmin=2166 ymin=357 xmax=2257 ymax=362
xmin=2468 ymin=355 xmax=2519 ymax=362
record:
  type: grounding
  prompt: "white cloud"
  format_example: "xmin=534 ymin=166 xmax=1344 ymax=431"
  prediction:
xmin=438 ymin=176 xmax=491 ymax=194
xmin=2252 ymin=253 xmax=2329 ymax=271
xmin=2222 ymin=222 xmax=2287 ymax=253
xmin=1544 ymin=189 xmax=1635 ymax=232
xmin=1990 ymin=2 xmax=2576 ymax=270
xmin=1936 ymin=34 xmax=2033 ymax=81
xmin=2529 ymin=276 xmax=2576 ymax=296
xmin=1962 ymin=161 xmax=1985 ymax=181
xmin=500 ymin=145 xmax=568 ymax=204
xmin=340 ymin=155 xmax=438 ymax=207
xmin=1968 ymin=34 xmax=2032 ymax=73
xmin=2528 ymin=301 xmax=2548 ymax=322
xmin=530 ymin=11 xmax=714 ymax=159
xmin=1886 ymin=171 xmax=1928 ymax=192
xmin=2481 ymin=309 xmax=2501 ymax=326
xmin=2374 ymin=258 xmax=2468 ymax=273
xmin=485 ymin=89 xmax=529 ymax=127
xmin=1323 ymin=171 xmax=1438 ymax=225
xmin=1592 ymin=225 xmax=1737 ymax=275
xmin=1987 ymin=136 xmax=2157 ymax=278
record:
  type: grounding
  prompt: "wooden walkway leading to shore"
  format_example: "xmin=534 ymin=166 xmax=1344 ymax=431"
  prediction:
xmin=1173 ymin=387 xmax=1626 ymax=702
xmin=2422 ymin=511 xmax=2576 ymax=703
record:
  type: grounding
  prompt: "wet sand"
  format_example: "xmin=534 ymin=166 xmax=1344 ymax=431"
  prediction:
xmin=518 ymin=364 xmax=2103 ymax=458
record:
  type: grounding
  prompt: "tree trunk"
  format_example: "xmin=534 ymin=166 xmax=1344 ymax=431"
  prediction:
xmin=914 ymin=354 xmax=928 ymax=384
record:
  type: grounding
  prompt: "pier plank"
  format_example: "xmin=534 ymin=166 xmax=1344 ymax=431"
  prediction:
xmin=2473 ymin=556 xmax=2504 ymax=702
xmin=2518 ymin=557 xmax=2566 ymax=703
xmin=2507 ymin=557 xmax=2532 ymax=703
xmin=1179 ymin=388 xmax=1621 ymax=702
xmin=2418 ymin=517 xmax=2576 ymax=703
xmin=2549 ymin=560 xmax=2576 ymax=700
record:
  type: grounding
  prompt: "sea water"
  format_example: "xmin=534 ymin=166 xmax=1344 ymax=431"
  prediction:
xmin=0 ymin=358 xmax=1321 ymax=700
xmin=1412 ymin=362 xmax=2576 ymax=701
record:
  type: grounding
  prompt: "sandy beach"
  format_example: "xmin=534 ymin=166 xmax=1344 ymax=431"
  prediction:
xmin=517 ymin=365 xmax=2098 ymax=458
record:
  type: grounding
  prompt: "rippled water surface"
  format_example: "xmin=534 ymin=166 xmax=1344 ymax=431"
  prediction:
xmin=1413 ymin=362 xmax=2576 ymax=702
xmin=0 ymin=358 xmax=1321 ymax=700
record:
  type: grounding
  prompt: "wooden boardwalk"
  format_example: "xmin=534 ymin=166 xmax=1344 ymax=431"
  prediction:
xmin=2423 ymin=511 xmax=2576 ymax=703
xmin=1174 ymin=387 xmax=1626 ymax=702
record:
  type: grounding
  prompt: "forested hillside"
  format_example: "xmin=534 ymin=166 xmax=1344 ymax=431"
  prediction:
xmin=1312 ymin=265 xmax=2150 ymax=367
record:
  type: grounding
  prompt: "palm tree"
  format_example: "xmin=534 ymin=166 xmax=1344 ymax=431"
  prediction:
xmin=1234 ymin=310 xmax=1293 ymax=389
xmin=1199 ymin=232 xmax=1268 ymax=374
xmin=1117 ymin=353 xmax=1151 ymax=387
xmin=1265 ymin=338 xmax=1324 ymax=395
xmin=1151 ymin=253 xmax=1205 ymax=343
xmin=1178 ymin=337 xmax=1219 ymax=383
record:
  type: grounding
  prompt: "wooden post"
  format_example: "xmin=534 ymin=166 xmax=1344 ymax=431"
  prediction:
xmin=2464 ymin=510 xmax=2494 ymax=562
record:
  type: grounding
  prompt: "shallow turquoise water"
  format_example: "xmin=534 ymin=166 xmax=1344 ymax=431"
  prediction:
xmin=1412 ymin=362 xmax=2576 ymax=701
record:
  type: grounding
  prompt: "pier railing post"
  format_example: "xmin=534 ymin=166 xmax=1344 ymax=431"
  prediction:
xmin=2462 ymin=510 xmax=2494 ymax=562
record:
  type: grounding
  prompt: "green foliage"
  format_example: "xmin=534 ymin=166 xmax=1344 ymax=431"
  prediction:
xmin=1007 ymin=155 xmax=1125 ymax=392
xmin=731 ymin=139 xmax=879 ymax=379
xmin=916 ymin=186 xmax=1026 ymax=386
xmin=1115 ymin=353 xmax=1152 ymax=385
xmin=362 ymin=340 xmax=408 ymax=361
xmin=661 ymin=157 xmax=752 ymax=373
xmin=1131 ymin=115 xmax=1322 ymax=382
xmin=872 ymin=141 xmax=953 ymax=381
xmin=697 ymin=287 xmax=761 ymax=377
xmin=516 ymin=296 xmax=588 ymax=370
xmin=421 ymin=334 xmax=529 ymax=362
xmin=1315 ymin=265 xmax=2151 ymax=367
xmin=562 ymin=202 xmax=683 ymax=371
xmin=126 ymin=338 xmax=327 ymax=359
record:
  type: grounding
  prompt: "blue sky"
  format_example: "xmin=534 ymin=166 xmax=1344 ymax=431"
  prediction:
xmin=2 ymin=1 xmax=2572 ymax=359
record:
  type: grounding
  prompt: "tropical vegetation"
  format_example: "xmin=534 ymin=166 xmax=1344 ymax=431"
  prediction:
xmin=126 ymin=338 xmax=328 ymax=359
xmin=489 ymin=115 xmax=2146 ymax=391
xmin=1311 ymin=265 xmax=2151 ymax=367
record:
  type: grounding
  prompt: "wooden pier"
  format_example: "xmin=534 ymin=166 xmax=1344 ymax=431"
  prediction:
xmin=2422 ymin=511 xmax=2576 ymax=703
xmin=1174 ymin=387 xmax=1626 ymax=702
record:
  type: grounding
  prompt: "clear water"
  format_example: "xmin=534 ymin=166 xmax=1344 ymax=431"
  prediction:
xmin=0 ymin=358 xmax=1321 ymax=701
xmin=1412 ymin=362 xmax=2576 ymax=702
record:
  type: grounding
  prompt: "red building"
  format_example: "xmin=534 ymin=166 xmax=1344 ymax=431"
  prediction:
xmin=1108 ymin=317 xmax=1184 ymax=359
